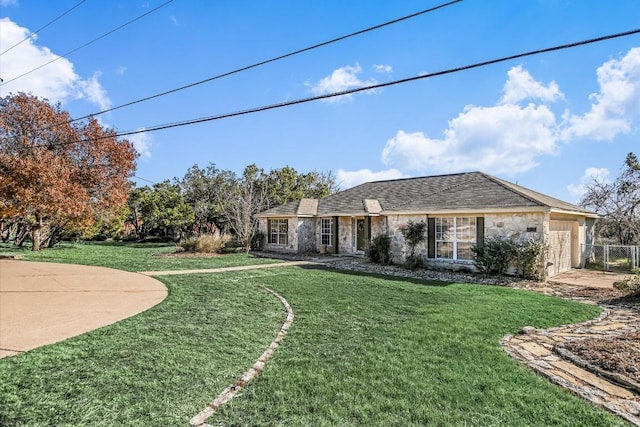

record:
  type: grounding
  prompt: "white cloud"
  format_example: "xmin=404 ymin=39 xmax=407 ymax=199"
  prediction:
xmin=562 ymin=47 xmax=640 ymax=141
xmin=336 ymin=168 xmax=407 ymax=189
xmin=128 ymin=131 xmax=152 ymax=159
xmin=567 ymin=167 xmax=611 ymax=199
xmin=75 ymin=71 xmax=110 ymax=110
xmin=116 ymin=66 xmax=127 ymax=76
xmin=382 ymin=102 xmax=559 ymax=175
xmin=373 ymin=64 xmax=392 ymax=73
xmin=0 ymin=18 xmax=110 ymax=109
xmin=0 ymin=0 xmax=17 ymax=6
xmin=501 ymin=65 xmax=564 ymax=104
xmin=305 ymin=63 xmax=378 ymax=103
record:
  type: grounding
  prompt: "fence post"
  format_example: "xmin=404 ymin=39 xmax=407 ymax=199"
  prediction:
xmin=604 ymin=245 xmax=609 ymax=272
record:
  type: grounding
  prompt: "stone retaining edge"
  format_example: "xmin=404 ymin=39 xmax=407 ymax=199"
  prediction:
xmin=554 ymin=346 xmax=640 ymax=394
xmin=189 ymin=286 xmax=294 ymax=427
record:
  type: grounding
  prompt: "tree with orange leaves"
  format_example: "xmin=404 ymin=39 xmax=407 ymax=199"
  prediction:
xmin=0 ymin=93 xmax=137 ymax=251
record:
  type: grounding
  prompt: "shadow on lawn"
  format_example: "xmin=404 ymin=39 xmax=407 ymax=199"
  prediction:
xmin=298 ymin=262 xmax=455 ymax=288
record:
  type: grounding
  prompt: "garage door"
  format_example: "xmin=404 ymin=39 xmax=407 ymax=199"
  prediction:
xmin=548 ymin=221 xmax=573 ymax=277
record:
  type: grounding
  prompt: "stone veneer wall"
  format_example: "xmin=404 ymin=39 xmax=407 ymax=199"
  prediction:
xmin=337 ymin=217 xmax=353 ymax=254
xmin=382 ymin=212 xmax=546 ymax=271
xmin=484 ymin=212 xmax=545 ymax=242
xmin=297 ymin=218 xmax=316 ymax=254
xmin=385 ymin=214 xmax=428 ymax=264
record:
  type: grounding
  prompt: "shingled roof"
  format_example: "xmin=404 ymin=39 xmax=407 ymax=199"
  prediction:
xmin=259 ymin=172 xmax=596 ymax=217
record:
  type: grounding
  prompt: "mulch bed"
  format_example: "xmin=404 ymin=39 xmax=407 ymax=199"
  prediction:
xmin=550 ymin=287 xmax=640 ymax=389
xmin=559 ymin=332 xmax=640 ymax=385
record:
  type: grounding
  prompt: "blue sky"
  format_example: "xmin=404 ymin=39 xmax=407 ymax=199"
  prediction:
xmin=1 ymin=0 xmax=639 ymax=204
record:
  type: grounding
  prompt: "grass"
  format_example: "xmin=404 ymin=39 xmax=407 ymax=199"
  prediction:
xmin=0 ymin=243 xmax=630 ymax=426
xmin=0 ymin=240 xmax=281 ymax=271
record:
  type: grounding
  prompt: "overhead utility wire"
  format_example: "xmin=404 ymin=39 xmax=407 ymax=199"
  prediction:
xmin=0 ymin=0 xmax=174 ymax=86
xmin=66 ymin=0 xmax=463 ymax=124
xmin=0 ymin=0 xmax=88 ymax=57
xmin=112 ymin=28 xmax=640 ymax=138
xmin=53 ymin=27 xmax=640 ymax=146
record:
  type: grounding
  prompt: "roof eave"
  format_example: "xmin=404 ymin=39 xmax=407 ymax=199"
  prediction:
xmin=549 ymin=208 xmax=599 ymax=219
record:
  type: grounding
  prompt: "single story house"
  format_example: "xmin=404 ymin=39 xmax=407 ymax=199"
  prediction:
xmin=257 ymin=171 xmax=598 ymax=277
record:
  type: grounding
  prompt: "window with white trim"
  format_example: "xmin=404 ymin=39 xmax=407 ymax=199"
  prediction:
xmin=320 ymin=218 xmax=333 ymax=246
xmin=435 ymin=217 xmax=476 ymax=260
xmin=268 ymin=219 xmax=288 ymax=245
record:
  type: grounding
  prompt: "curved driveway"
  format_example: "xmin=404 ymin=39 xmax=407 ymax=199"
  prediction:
xmin=0 ymin=260 xmax=167 ymax=358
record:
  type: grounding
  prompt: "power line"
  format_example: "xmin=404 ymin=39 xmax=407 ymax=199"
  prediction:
xmin=65 ymin=0 xmax=463 ymax=124
xmin=29 ymin=27 xmax=640 ymax=148
xmin=109 ymin=28 xmax=640 ymax=138
xmin=0 ymin=0 xmax=175 ymax=86
xmin=133 ymin=175 xmax=157 ymax=185
xmin=0 ymin=0 xmax=88 ymax=57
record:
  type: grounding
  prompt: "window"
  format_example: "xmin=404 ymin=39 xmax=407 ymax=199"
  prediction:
xmin=268 ymin=219 xmax=288 ymax=245
xmin=320 ymin=218 xmax=333 ymax=246
xmin=435 ymin=217 xmax=476 ymax=260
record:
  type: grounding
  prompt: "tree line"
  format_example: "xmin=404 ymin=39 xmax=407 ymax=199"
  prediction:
xmin=126 ymin=163 xmax=337 ymax=251
xmin=0 ymin=93 xmax=337 ymax=251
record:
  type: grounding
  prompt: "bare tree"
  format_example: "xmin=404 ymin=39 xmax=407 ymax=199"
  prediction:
xmin=219 ymin=165 xmax=270 ymax=252
xmin=581 ymin=152 xmax=640 ymax=244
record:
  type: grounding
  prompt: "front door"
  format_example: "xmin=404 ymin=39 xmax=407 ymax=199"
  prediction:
xmin=356 ymin=219 xmax=366 ymax=251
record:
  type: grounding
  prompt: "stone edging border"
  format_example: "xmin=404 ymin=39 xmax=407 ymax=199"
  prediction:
xmin=501 ymin=305 xmax=640 ymax=426
xmin=189 ymin=286 xmax=294 ymax=427
xmin=554 ymin=346 xmax=640 ymax=394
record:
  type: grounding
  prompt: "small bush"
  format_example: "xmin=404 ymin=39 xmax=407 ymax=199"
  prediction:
xmin=404 ymin=254 xmax=422 ymax=270
xmin=472 ymin=238 xmax=513 ymax=275
xmin=512 ymin=239 xmax=547 ymax=280
xmin=369 ymin=234 xmax=392 ymax=265
xmin=614 ymin=274 xmax=640 ymax=296
xmin=472 ymin=237 xmax=546 ymax=280
xmin=251 ymin=231 xmax=265 ymax=251
xmin=178 ymin=231 xmax=232 ymax=254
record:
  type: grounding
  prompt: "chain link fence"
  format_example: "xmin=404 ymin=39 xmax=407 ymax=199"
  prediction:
xmin=582 ymin=244 xmax=640 ymax=273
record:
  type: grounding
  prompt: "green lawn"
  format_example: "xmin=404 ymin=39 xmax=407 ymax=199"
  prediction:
xmin=1 ymin=240 xmax=281 ymax=271
xmin=0 ymin=243 xmax=629 ymax=426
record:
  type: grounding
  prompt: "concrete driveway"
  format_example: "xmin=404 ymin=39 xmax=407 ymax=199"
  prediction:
xmin=550 ymin=268 xmax=631 ymax=288
xmin=0 ymin=260 xmax=167 ymax=359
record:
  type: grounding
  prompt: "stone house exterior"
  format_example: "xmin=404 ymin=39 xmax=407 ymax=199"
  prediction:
xmin=257 ymin=172 xmax=598 ymax=277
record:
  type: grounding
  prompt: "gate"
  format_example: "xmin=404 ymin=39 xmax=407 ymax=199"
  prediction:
xmin=582 ymin=244 xmax=640 ymax=273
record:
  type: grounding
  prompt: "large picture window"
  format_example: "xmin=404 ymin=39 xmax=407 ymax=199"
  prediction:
xmin=268 ymin=219 xmax=288 ymax=245
xmin=435 ymin=217 xmax=476 ymax=260
xmin=320 ymin=218 xmax=333 ymax=246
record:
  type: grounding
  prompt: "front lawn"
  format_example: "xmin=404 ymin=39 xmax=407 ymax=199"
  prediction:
xmin=0 ymin=251 xmax=628 ymax=425
xmin=1 ymin=240 xmax=281 ymax=271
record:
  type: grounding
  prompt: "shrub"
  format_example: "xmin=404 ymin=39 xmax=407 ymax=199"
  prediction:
xmin=472 ymin=237 xmax=546 ymax=280
xmin=178 ymin=231 xmax=232 ymax=253
xmin=614 ymin=274 xmax=640 ymax=296
xmin=369 ymin=234 xmax=392 ymax=265
xmin=251 ymin=231 xmax=265 ymax=251
xmin=472 ymin=238 xmax=513 ymax=275
xmin=512 ymin=239 xmax=547 ymax=281
xmin=399 ymin=220 xmax=427 ymax=257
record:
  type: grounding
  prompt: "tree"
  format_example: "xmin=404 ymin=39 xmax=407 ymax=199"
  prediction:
xmin=179 ymin=163 xmax=235 ymax=235
xmin=581 ymin=152 xmax=640 ymax=244
xmin=219 ymin=165 xmax=270 ymax=252
xmin=126 ymin=182 xmax=194 ymax=240
xmin=265 ymin=166 xmax=338 ymax=209
xmin=0 ymin=93 xmax=137 ymax=250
